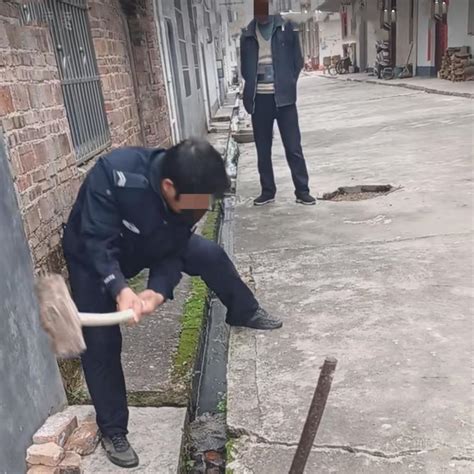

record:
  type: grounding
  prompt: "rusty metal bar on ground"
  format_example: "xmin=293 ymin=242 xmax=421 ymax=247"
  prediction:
xmin=289 ymin=357 xmax=338 ymax=474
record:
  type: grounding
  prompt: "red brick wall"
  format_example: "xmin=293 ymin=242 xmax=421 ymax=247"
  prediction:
xmin=0 ymin=1 xmax=81 ymax=273
xmin=0 ymin=0 xmax=171 ymax=273
xmin=127 ymin=0 xmax=171 ymax=147
xmin=89 ymin=0 xmax=171 ymax=148
xmin=88 ymin=0 xmax=143 ymax=147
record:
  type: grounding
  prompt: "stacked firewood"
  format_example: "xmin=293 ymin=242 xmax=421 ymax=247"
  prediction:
xmin=439 ymin=47 xmax=474 ymax=81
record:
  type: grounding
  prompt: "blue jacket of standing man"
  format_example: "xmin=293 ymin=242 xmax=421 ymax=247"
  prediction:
xmin=240 ymin=15 xmax=304 ymax=114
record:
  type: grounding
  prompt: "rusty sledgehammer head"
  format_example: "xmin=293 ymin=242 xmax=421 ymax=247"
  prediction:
xmin=35 ymin=274 xmax=86 ymax=358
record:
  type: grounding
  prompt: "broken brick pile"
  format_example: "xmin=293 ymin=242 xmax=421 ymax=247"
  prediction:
xmin=25 ymin=411 xmax=99 ymax=474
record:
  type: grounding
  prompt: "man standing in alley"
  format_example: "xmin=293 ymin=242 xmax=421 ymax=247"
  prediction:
xmin=240 ymin=1 xmax=315 ymax=206
xmin=62 ymin=138 xmax=282 ymax=469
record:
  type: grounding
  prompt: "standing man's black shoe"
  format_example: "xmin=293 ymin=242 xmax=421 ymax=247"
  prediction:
xmin=102 ymin=434 xmax=139 ymax=468
xmin=229 ymin=307 xmax=283 ymax=330
xmin=296 ymin=193 xmax=316 ymax=205
xmin=254 ymin=194 xmax=275 ymax=206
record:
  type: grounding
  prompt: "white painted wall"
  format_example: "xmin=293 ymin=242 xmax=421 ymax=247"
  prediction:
xmin=159 ymin=0 xmax=207 ymax=138
xmin=396 ymin=0 xmax=414 ymax=66
xmin=198 ymin=7 xmax=221 ymax=117
xmin=365 ymin=1 xmax=388 ymax=69
xmin=220 ymin=12 xmax=236 ymax=87
xmin=447 ymin=0 xmax=474 ymax=50
xmin=416 ymin=0 xmax=435 ymax=69
xmin=318 ymin=15 xmax=343 ymax=60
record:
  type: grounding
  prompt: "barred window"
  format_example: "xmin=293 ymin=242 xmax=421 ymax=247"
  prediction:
xmin=175 ymin=0 xmax=192 ymax=96
xmin=187 ymin=1 xmax=201 ymax=90
xmin=204 ymin=9 xmax=212 ymax=43
xmin=46 ymin=0 xmax=110 ymax=162
xmin=469 ymin=0 xmax=474 ymax=35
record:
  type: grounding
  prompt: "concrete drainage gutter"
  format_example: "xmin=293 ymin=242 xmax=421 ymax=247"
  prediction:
xmin=181 ymin=101 xmax=240 ymax=474
xmin=184 ymin=197 xmax=235 ymax=474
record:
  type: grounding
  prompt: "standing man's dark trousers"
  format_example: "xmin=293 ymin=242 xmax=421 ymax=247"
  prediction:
xmin=66 ymin=234 xmax=258 ymax=437
xmin=252 ymin=94 xmax=310 ymax=198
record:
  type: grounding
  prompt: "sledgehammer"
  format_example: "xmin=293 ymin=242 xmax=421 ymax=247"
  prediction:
xmin=35 ymin=274 xmax=135 ymax=358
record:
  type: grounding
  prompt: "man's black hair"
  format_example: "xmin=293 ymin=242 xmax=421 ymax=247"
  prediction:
xmin=154 ymin=138 xmax=230 ymax=197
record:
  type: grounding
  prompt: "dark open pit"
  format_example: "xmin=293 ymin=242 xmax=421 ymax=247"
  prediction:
xmin=321 ymin=185 xmax=397 ymax=201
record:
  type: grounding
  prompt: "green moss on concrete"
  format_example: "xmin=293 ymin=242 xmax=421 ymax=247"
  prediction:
xmin=171 ymin=208 xmax=220 ymax=386
xmin=217 ymin=392 xmax=227 ymax=414
xmin=202 ymin=206 xmax=219 ymax=241
xmin=128 ymin=270 xmax=148 ymax=293
xmin=58 ymin=358 xmax=88 ymax=405
xmin=127 ymin=389 xmax=188 ymax=407
xmin=225 ymin=437 xmax=236 ymax=474
xmin=172 ymin=277 xmax=207 ymax=383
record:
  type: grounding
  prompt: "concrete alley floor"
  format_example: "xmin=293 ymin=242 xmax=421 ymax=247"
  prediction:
xmin=66 ymin=405 xmax=186 ymax=473
xmin=227 ymin=76 xmax=473 ymax=472
xmin=315 ymin=71 xmax=474 ymax=99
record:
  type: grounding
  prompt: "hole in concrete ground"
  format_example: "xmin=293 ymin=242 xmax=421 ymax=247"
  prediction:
xmin=321 ymin=185 xmax=397 ymax=202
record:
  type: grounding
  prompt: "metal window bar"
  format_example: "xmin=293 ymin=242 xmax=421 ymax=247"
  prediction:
xmin=175 ymin=2 xmax=192 ymax=96
xmin=46 ymin=0 xmax=110 ymax=162
xmin=188 ymin=1 xmax=201 ymax=90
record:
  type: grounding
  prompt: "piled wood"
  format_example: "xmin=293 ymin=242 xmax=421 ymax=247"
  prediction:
xmin=439 ymin=47 xmax=474 ymax=82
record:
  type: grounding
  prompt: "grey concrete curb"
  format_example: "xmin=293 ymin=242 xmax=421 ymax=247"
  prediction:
xmin=322 ymin=75 xmax=474 ymax=99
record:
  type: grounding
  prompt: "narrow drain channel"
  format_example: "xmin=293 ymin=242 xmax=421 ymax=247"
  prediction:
xmin=183 ymin=196 xmax=234 ymax=473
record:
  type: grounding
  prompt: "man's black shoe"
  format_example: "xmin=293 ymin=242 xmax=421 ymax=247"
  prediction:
xmin=102 ymin=434 xmax=139 ymax=469
xmin=230 ymin=307 xmax=283 ymax=330
xmin=296 ymin=193 xmax=316 ymax=205
xmin=254 ymin=194 xmax=275 ymax=206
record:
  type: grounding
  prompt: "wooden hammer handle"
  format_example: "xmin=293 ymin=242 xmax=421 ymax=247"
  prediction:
xmin=78 ymin=309 xmax=135 ymax=326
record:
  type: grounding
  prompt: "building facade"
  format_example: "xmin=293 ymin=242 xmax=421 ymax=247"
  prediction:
xmin=271 ymin=0 xmax=321 ymax=68
xmin=0 ymin=0 xmax=173 ymax=470
xmin=316 ymin=0 xmax=474 ymax=77
xmin=155 ymin=0 xmax=238 ymax=139
xmin=0 ymin=0 xmax=171 ymax=275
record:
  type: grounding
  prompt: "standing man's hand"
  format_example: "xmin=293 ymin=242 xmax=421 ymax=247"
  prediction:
xmin=138 ymin=290 xmax=165 ymax=315
xmin=116 ymin=287 xmax=144 ymax=324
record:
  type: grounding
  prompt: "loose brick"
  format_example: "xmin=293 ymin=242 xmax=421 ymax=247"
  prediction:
xmin=35 ymin=241 xmax=49 ymax=262
xmin=19 ymin=148 xmax=37 ymax=173
xmin=28 ymin=184 xmax=43 ymax=202
xmin=5 ymin=24 xmax=24 ymax=50
xmin=32 ymin=168 xmax=46 ymax=183
xmin=39 ymin=196 xmax=55 ymax=222
xmin=25 ymin=206 xmax=41 ymax=233
xmin=7 ymin=132 xmax=18 ymax=148
xmin=65 ymin=421 xmax=100 ymax=456
xmin=12 ymin=115 xmax=26 ymax=129
xmin=8 ymin=150 xmax=22 ymax=175
xmin=26 ymin=443 xmax=65 ymax=467
xmin=0 ymin=86 xmax=14 ymax=115
xmin=41 ymin=180 xmax=53 ymax=193
xmin=58 ymin=452 xmax=82 ymax=474
xmin=11 ymin=84 xmax=31 ymax=111
xmin=17 ymin=174 xmax=33 ymax=193
xmin=27 ymin=466 xmax=60 ymax=474
xmin=2 ymin=117 xmax=14 ymax=131
xmin=34 ymin=29 xmax=51 ymax=52
xmin=0 ymin=21 xmax=8 ymax=48
xmin=33 ymin=141 xmax=50 ymax=166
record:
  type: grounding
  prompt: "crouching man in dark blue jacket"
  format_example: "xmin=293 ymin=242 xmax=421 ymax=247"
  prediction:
xmin=62 ymin=138 xmax=281 ymax=468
